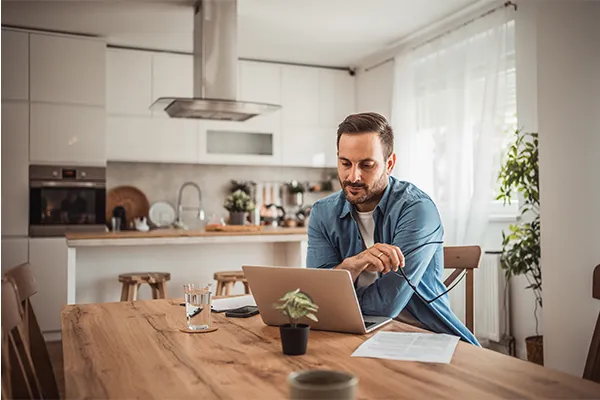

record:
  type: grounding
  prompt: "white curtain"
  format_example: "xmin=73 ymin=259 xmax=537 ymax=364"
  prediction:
xmin=391 ymin=9 xmax=516 ymax=340
xmin=392 ymin=9 xmax=515 ymax=247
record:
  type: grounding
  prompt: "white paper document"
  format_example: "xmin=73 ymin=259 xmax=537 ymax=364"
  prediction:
xmin=211 ymin=295 xmax=256 ymax=312
xmin=351 ymin=332 xmax=460 ymax=364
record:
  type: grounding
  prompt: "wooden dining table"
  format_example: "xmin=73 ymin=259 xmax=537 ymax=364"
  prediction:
xmin=61 ymin=299 xmax=600 ymax=399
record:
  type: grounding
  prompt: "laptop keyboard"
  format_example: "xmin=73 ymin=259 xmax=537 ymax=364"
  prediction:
xmin=364 ymin=321 xmax=377 ymax=328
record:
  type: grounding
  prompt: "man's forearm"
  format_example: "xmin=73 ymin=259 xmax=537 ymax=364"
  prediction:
xmin=335 ymin=257 xmax=365 ymax=282
xmin=356 ymin=272 xmax=407 ymax=317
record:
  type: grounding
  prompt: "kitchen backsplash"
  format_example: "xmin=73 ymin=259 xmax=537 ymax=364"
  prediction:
xmin=107 ymin=162 xmax=339 ymax=225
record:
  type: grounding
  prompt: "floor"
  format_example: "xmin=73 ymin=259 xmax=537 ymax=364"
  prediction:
xmin=46 ymin=341 xmax=65 ymax=398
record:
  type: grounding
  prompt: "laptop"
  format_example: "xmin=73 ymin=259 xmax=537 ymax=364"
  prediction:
xmin=242 ymin=265 xmax=392 ymax=334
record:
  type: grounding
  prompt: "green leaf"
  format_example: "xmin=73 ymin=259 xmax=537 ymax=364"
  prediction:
xmin=272 ymin=289 xmax=319 ymax=325
xmin=305 ymin=313 xmax=318 ymax=322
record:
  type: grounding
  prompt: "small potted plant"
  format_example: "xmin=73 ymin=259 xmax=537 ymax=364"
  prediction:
xmin=283 ymin=181 xmax=306 ymax=207
xmin=273 ymin=288 xmax=319 ymax=356
xmin=223 ymin=189 xmax=255 ymax=225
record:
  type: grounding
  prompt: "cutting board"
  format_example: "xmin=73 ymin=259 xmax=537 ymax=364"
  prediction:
xmin=204 ymin=224 xmax=264 ymax=233
xmin=106 ymin=186 xmax=150 ymax=227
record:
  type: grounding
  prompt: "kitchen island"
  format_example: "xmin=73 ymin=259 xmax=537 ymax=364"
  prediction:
xmin=66 ymin=227 xmax=308 ymax=305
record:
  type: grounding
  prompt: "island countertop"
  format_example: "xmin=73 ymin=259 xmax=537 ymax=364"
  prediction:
xmin=62 ymin=226 xmax=309 ymax=315
xmin=66 ymin=226 xmax=308 ymax=247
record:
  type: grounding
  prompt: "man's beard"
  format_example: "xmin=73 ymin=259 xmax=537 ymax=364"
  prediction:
xmin=339 ymin=171 xmax=388 ymax=206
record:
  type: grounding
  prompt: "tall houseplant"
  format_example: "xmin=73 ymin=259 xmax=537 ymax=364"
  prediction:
xmin=496 ymin=128 xmax=542 ymax=365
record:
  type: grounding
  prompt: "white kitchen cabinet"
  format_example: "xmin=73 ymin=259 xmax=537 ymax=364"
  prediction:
xmin=333 ymin=71 xmax=356 ymax=125
xmin=30 ymin=33 xmax=105 ymax=106
xmin=280 ymin=66 xmax=321 ymax=167
xmin=29 ymin=238 xmax=68 ymax=333
xmin=318 ymin=127 xmax=339 ymax=168
xmin=281 ymin=67 xmax=354 ymax=167
xmin=239 ymin=61 xmax=280 ymax=105
xmin=196 ymin=61 xmax=283 ymax=165
xmin=1 ymin=238 xmax=29 ymax=274
xmin=1 ymin=29 xmax=29 ymax=101
xmin=1 ymin=102 xmax=30 ymax=236
xmin=199 ymin=126 xmax=281 ymax=166
xmin=238 ymin=60 xmax=282 ymax=135
xmin=281 ymin=66 xmax=319 ymax=129
xmin=280 ymin=127 xmax=330 ymax=167
xmin=317 ymin=69 xmax=355 ymax=167
xmin=151 ymin=52 xmax=193 ymax=117
xmin=107 ymin=49 xmax=152 ymax=116
xmin=30 ymin=103 xmax=106 ymax=166
xmin=107 ymin=116 xmax=199 ymax=164
xmin=102 ymin=47 xmax=356 ymax=167
xmin=318 ymin=70 xmax=337 ymax=129
xmin=320 ymin=69 xmax=356 ymax=127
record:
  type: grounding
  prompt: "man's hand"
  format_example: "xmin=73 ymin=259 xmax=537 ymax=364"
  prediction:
xmin=336 ymin=243 xmax=405 ymax=282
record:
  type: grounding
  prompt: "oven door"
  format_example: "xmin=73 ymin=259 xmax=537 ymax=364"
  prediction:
xmin=29 ymin=181 xmax=107 ymax=237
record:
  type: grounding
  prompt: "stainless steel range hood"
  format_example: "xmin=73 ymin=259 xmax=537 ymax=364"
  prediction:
xmin=150 ymin=0 xmax=280 ymax=121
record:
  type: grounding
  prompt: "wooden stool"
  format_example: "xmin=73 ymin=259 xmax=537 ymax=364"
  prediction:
xmin=118 ymin=272 xmax=171 ymax=301
xmin=213 ymin=271 xmax=250 ymax=296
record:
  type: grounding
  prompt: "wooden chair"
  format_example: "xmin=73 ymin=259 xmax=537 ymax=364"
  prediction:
xmin=583 ymin=264 xmax=600 ymax=383
xmin=443 ymin=245 xmax=482 ymax=334
xmin=118 ymin=272 xmax=171 ymax=301
xmin=2 ymin=277 xmax=43 ymax=399
xmin=4 ymin=262 xmax=61 ymax=399
xmin=214 ymin=271 xmax=250 ymax=296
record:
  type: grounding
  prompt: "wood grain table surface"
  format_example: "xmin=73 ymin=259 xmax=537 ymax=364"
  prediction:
xmin=61 ymin=299 xmax=600 ymax=399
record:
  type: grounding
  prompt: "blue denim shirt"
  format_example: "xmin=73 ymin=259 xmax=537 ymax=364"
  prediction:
xmin=307 ymin=176 xmax=480 ymax=345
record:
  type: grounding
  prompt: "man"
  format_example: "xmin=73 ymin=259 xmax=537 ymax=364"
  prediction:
xmin=307 ymin=112 xmax=479 ymax=345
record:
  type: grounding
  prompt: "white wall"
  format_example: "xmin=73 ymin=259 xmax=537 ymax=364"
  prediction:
xmin=355 ymin=60 xmax=395 ymax=119
xmin=525 ymin=0 xmax=600 ymax=377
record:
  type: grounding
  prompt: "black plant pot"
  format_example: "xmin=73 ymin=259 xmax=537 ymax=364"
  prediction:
xmin=279 ymin=323 xmax=310 ymax=355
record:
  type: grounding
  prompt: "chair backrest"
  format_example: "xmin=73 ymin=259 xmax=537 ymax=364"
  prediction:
xmin=2 ymin=278 xmax=21 ymax=400
xmin=2 ymin=278 xmax=43 ymax=399
xmin=443 ymin=246 xmax=482 ymax=334
xmin=4 ymin=263 xmax=60 ymax=399
xmin=583 ymin=264 xmax=600 ymax=383
xmin=593 ymin=264 xmax=600 ymax=301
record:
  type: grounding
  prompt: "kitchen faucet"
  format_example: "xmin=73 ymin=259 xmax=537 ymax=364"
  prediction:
xmin=175 ymin=181 xmax=205 ymax=225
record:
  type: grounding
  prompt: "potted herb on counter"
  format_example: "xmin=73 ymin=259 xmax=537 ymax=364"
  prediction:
xmin=283 ymin=181 xmax=306 ymax=208
xmin=223 ymin=189 xmax=255 ymax=225
xmin=273 ymin=288 xmax=319 ymax=356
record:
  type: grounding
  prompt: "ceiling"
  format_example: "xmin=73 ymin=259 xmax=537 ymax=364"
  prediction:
xmin=1 ymin=0 xmax=481 ymax=67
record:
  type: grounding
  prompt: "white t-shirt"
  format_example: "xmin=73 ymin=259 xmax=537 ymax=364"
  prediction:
xmin=355 ymin=210 xmax=378 ymax=288
xmin=354 ymin=209 xmax=425 ymax=328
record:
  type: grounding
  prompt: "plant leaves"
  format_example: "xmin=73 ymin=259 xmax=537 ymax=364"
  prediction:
xmin=273 ymin=288 xmax=319 ymax=325
xmin=305 ymin=313 xmax=318 ymax=322
xmin=497 ymin=128 xmax=542 ymax=307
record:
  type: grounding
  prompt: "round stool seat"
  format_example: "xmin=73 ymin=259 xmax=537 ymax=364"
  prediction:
xmin=118 ymin=272 xmax=171 ymax=302
xmin=213 ymin=271 xmax=245 ymax=281
xmin=119 ymin=272 xmax=171 ymax=284
xmin=213 ymin=270 xmax=249 ymax=296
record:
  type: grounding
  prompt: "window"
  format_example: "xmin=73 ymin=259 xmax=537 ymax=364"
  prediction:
xmin=393 ymin=14 xmax=517 ymax=243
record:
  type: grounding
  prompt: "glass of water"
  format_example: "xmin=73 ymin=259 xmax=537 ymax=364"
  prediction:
xmin=183 ymin=284 xmax=212 ymax=330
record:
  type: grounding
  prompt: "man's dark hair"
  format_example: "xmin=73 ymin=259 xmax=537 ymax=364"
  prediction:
xmin=336 ymin=112 xmax=394 ymax=159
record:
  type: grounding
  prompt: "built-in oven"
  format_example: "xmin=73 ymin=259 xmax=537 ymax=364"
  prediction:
xmin=29 ymin=165 xmax=107 ymax=237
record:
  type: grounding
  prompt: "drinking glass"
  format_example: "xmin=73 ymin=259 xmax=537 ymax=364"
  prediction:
xmin=183 ymin=283 xmax=212 ymax=330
